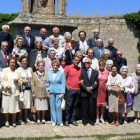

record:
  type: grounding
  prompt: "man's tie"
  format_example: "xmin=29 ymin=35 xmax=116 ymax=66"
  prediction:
xmin=4 ymin=53 xmax=8 ymax=63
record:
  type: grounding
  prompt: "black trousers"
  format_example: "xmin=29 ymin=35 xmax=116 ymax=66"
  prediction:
xmin=81 ymin=96 xmax=96 ymax=125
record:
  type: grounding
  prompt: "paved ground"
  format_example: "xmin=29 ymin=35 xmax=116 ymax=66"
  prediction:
xmin=0 ymin=111 xmax=139 ymax=139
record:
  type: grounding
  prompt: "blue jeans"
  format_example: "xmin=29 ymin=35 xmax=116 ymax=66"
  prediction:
xmin=49 ymin=93 xmax=63 ymax=124
xmin=65 ymin=88 xmax=80 ymax=123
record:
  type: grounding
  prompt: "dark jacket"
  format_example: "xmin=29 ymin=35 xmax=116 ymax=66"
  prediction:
xmin=112 ymin=57 xmax=127 ymax=73
xmin=29 ymin=49 xmax=47 ymax=70
xmin=20 ymin=34 xmax=35 ymax=54
xmin=80 ymin=68 xmax=99 ymax=98
xmin=0 ymin=33 xmax=14 ymax=54
xmin=105 ymin=45 xmax=118 ymax=59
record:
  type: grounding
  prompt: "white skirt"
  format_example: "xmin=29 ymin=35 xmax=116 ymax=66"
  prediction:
xmin=19 ymin=89 xmax=32 ymax=109
xmin=35 ymin=98 xmax=48 ymax=111
xmin=1 ymin=93 xmax=20 ymax=114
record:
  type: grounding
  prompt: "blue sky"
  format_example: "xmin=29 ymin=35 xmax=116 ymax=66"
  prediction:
xmin=0 ymin=0 xmax=140 ymax=16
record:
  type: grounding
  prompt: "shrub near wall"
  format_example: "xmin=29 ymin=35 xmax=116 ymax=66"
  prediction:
xmin=0 ymin=13 xmax=19 ymax=37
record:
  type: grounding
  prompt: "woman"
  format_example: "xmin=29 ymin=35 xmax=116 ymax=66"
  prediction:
xmin=131 ymin=63 xmax=140 ymax=123
xmin=51 ymin=37 xmax=65 ymax=59
xmin=119 ymin=66 xmax=135 ymax=123
xmin=32 ymin=61 xmax=48 ymax=124
xmin=63 ymin=32 xmax=71 ymax=50
xmin=76 ymin=31 xmax=90 ymax=56
xmin=65 ymin=39 xmax=78 ymax=65
xmin=96 ymin=59 xmax=109 ymax=124
xmin=1 ymin=57 xmax=21 ymax=127
xmin=106 ymin=65 xmax=124 ymax=126
xmin=18 ymin=55 xmax=33 ymax=123
xmin=102 ymin=49 xmax=110 ymax=62
xmin=106 ymin=60 xmax=113 ymax=72
xmin=12 ymin=37 xmax=28 ymax=67
xmin=83 ymin=48 xmax=99 ymax=70
xmin=46 ymin=60 xmax=65 ymax=126
xmin=59 ymin=57 xmax=67 ymax=72
xmin=43 ymin=49 xmax=56 ymax=72
xmin=29 ymin=39 xmax=47 ymax=71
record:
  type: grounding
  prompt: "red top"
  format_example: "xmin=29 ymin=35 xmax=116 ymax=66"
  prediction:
xmin=64 ymin=64 xmax=81 ymax=90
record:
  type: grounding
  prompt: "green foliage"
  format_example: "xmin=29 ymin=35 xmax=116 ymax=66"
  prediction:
xmin=0 ymin=13 xmax=19 ymax=37
xmin=124 ymin=10 xmax=140 ymax=29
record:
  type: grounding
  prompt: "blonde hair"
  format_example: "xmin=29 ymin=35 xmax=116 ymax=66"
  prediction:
xmin=16 ymin=37 xmax=24 ymax=46
xmin=51 ymin=59 xmax=60 ymax=67
xmin=51 ymin=37 xmax=59 ymax=44
xmin=37 ymin=60 xmax=45 ymax=66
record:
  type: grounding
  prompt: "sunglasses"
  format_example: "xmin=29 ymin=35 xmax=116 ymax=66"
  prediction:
xmin=84 ymin=62 xmax=91 ymax=64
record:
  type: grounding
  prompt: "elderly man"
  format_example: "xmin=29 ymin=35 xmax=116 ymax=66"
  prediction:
xmin=0 ymin=25 xmax=13 ymax=54
xmin=49 ymin=27 xmax=65 ymax=48
xmin=105 ymin=38 xmax=118 ymax=59
xmin=20 ymin=26 xmax=35 ymax=54
xmin=88 ymin=29 xmax=104 ymax=48
xmin=112 ymin=50 xmax=127 ymax=73
xmin=38 ymin=28 xmax=51 ymax=51
xmin=93 ymin=39 xmax=105 ymax=60
xmin=80 ymin=58 xmax=98 ymax=126
xmin=0 ymin=41 xmax=11 ymax=68
xmin=64 ymin=56 xmax=81 ymax=126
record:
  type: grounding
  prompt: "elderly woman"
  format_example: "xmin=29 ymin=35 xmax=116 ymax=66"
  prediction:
xmin=59 ymin=57 xmax=67 ymax=71
xmin=102 ymin=49 xmax=110 ymax=62
xmin=131 ymin=63 xmax=140 ymax=124
xmin=12 ymin=37 xmax=28 ymax=67
xmin=63 ymin=32 xmax=71 ymax=50
xmin=76 ymin=31 xmax=90 ymax=56
xmin=46 ymin=60 xmax=65 ymax=126
xmin=119 ymin=66 xmax=135 ymax=123
xmin=43 ymin=49 xmax=56 ymax=72
xmin=106 ymin=60 xmax=113 ymax=72
xmin=65 ymin=39 xmax=78 ymax=65
xmin=83 ymin=48 xmax=99 ymax=70
xmin=51 ymin=37 xmax=65 ymax=59
xmin=18 ymin=55 xmax=33 ymax=123
xmin=32 ymin=61 xmax=48 ymax=124
xmin=96 ymin=59 xmax=109 ymax=124
xmin=1 ymin=57 xmax=21 ymax=127
xmin=29 ymin=39 xmax=47 ymax=71
xmin=106 ymin=65 xmax=124 ymax=126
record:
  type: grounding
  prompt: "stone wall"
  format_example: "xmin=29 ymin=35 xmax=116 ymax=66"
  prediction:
xmin=68 ymin=16 xmax=140 ymax=73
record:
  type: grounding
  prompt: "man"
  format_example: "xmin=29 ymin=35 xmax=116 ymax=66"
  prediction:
xmin=112 ymin=50 xmax=127 ymax=73
xmin=38 ymin=28 xmax=51 ymax=51
xmin=76 ymin=31 xmax=90 ymax=54
xmin=93 ymin=39 xmax=105 ymax=60
xmin=64 ymin=56 xmax=81 ymax=126
xmin=49 ymin=27 xmax=65 ymax=48
xmin=80 ymin=58 xmax=98 ymax=126
xmin=0 ymin=41 xmax=10 ymax=68
xmin=20 ymin=26 xmax=35 ymax=54
xmin=88 ymin=29 xmax=104 ymax=48
xmin=105 ymin=38 xmax=118 ymax=59
xmin=0 ymin=25 xmax=13 ymax=54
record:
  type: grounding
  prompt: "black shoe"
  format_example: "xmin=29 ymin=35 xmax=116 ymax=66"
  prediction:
xmin=83 ymin=123 xmax=88 ymax=126
xmin=89 ymin=123 xmax=95 ymax=126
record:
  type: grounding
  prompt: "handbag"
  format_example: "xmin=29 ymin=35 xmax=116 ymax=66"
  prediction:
xmin=118 ymin=92 xmax=126 ymax=105
xmin=126 ymin=92 xmax=134 ymax=107
xmin=31 ymin=99 xmax=36 ymax=113
xmin=61 ymin=98 xmax=66 ymax=110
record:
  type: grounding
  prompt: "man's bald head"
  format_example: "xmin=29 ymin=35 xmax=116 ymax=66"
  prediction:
xmin=40 ymin=28 xmax=47 ymax=38
xmin=93 ymin=29 xmax=100 ymax=37
xmin=116 ymin=50 xmax=122 ymax=59
xmin=108 ymin=38 xmax=114 ymax=47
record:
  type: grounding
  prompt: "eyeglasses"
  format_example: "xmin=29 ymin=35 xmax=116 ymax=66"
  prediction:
xmin=84 ymin=62 xmax=91 ymax=64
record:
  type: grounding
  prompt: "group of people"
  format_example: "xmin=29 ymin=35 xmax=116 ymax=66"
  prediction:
xmin=0 ymin=24 xmax=139 ymax=128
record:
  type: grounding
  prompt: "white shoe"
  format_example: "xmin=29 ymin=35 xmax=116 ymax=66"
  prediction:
xmin=124 ymin=120 xmax=127 ymax=124
xmin=52 ymin=124 xmax=55 ymax=126
xmin=100 ymin=118 xmax=106 ymax=124
xmin=96 ymin=119 xmax=99 ymax=125
xmin=25 ymin=118 xmax=30 ymax=123
xmin=60 ymin=124 xmax=63 ymax=127
xmin=42 ymin=119 xmax=45 ymax=124
xmin=12 ymin=124 xmax=16 ymax=127
xmin=37 ymin=119 xmax=40 ymax=123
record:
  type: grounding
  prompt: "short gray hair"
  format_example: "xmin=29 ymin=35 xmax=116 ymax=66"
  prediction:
xmin=102 ymin=49 xmax=110 ymax=56
xmin=2 ymin=25 xmax=10 ymax=30
xmin=64 ymin=32 xmax=71 ymax=38
xmin=120 ymin=66 xmax=129 ymax=74
xmin=35 ymin=38 xmax=42 ymax=45
xmin=75 ymin=51 xmax=83 ymax=56
xmin=52 ymin=27 xmax=59 ymax=32
xmin=83 ymin=58 xmax=92 ymax=63
xmin=106 ymin=60 xmax=113 ymax=66
xmin=1 ymin=41 xmax=8 ymax=47
xmin=47 ymin=48 xmax=56 ymax=55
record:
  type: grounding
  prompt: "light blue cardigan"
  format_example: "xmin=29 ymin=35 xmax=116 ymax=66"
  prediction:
xmin=46 ymin=70 xmax=65 ymax=94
